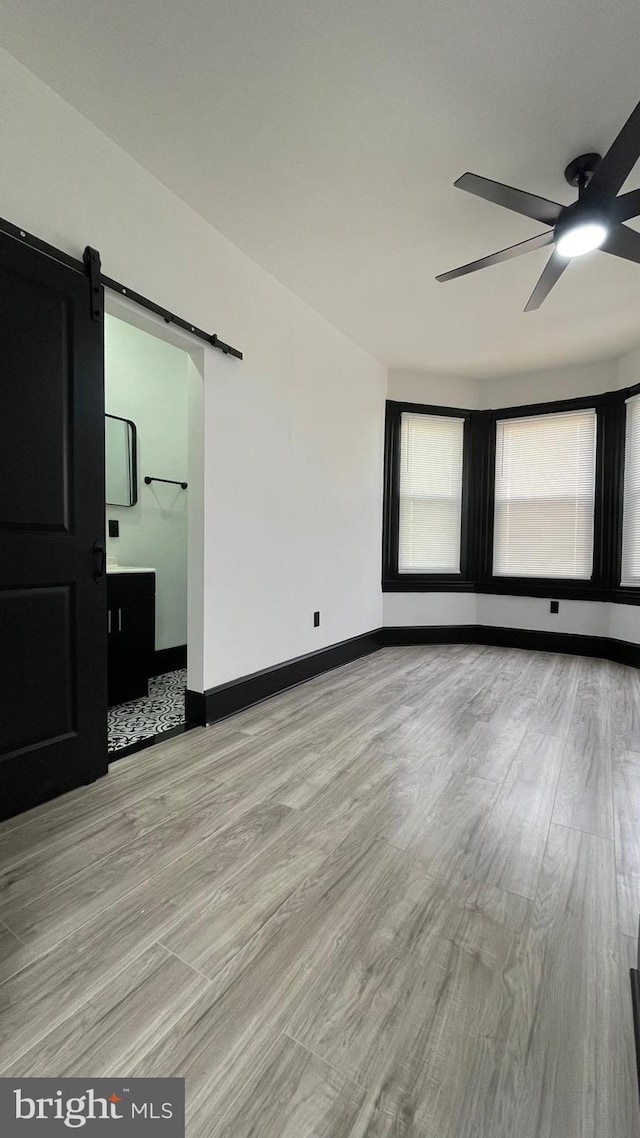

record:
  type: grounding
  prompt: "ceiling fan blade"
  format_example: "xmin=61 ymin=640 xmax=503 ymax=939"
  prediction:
xmin=524 ymin=251 xmax=568 ymax=312
xmin=611 ymin=188 xmax=640 ymax=223
xmin=455 ymin=172 xmax=562 ymax=225
xmin=582 ymin=97 xmax=640 ymax=202
xmin=605 ymin=185 xmax=637 ymax=220
xmin=436 ymin=230 xmax=554 ymax=283
xmin=601 ymin=222 xmax=640 ymax=265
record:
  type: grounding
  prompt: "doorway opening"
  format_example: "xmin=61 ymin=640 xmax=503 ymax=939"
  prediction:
xmin=104 ymin=308 xmax=201 ymax=759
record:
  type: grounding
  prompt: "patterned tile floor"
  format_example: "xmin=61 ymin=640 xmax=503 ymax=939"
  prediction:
xmin=107 ymin=668 xmax=187 ymax=753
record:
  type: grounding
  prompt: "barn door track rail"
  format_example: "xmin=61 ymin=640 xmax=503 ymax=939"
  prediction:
xmin=0 ymin=215 xmax=242 ymax=359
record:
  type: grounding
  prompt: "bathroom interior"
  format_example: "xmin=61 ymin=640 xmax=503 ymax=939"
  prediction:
xmin=104 ymin=313 xmax=190 ymax=757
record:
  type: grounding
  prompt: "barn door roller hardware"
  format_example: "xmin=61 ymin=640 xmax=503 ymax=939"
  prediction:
xmin=83 ymin=246 xmax=102 ymax=321
xmin=0 ymin=216 xmax=242 ymax=360
xmin=88 ymin=248 xmax=243 ymax=359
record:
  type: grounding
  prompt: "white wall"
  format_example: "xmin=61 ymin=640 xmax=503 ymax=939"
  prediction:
xmin=609 ymin=604 xmax=640 ymax=644
xmin=389 ymin=356 xmax=622 ymax=415
xmin=105 ymin=315 xmax=188 ymax=653
xmin=199 ymin=322 xmax=385 ymax=685
xmin=475 ymin=594 xmax=610 ymax=638
xmin=618 ymin=344 xmax=640 ymax=389
xmin=0 ymin=48 xmax=386 ymax=691
xmin=387 ymin=369 xmax=480 ymax=409
xmin=383 ymin=593 xmax=477 ymax=627
xmin=478 ymin=356 xmax=619 ymax=410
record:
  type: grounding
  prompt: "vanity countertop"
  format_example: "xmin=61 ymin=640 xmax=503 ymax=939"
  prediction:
xmin=107 ymin=564 xmax=156 ymax=575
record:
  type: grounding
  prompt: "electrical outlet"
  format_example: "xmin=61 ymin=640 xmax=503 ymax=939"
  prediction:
xmin=313 ymin=611 xmax=320 ymax=627
xmin=550 ymin=600 xmax=559 ymax=614
xmin=108 ymin=519 xmax=119 ymax=538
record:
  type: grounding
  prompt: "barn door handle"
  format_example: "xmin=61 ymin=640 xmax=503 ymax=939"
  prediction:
xmin=93 ymin=539 xmax=106 ymax=582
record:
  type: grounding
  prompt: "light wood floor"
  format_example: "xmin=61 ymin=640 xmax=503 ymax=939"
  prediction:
xmin=1 ymin=645 xmax=639 ymax=1136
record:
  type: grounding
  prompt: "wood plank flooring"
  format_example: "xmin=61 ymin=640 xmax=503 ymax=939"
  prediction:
xmin=0 ymin=644 xmax=638 ymax=1136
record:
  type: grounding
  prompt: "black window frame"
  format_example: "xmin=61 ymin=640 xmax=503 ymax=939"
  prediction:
xmin=382 ymin=401 xmax=474 ymax=592
xmin=617 ymin=389 xmax=640 ymax=602
xmin=382 ymin=385 xmax=640 ymax=605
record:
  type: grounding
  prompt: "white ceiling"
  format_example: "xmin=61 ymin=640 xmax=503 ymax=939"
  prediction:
xmin=3 ymin=0 xmax=640 ymax=377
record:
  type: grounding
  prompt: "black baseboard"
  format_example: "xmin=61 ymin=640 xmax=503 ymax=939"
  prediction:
xmin=381 ymin=624 xmax=640 ymax=668
xmin=185 ymin=630 xmax=381 ymax=726
xmin=153 ymin=644 xmax=187 ymax=675
xmin=381 ymin=625 xmax=477 ymax=646
xmin=184 ymin=622 xmax=640 ymax=730
xmin=631 ymin=969 xmax=640 ymax=1105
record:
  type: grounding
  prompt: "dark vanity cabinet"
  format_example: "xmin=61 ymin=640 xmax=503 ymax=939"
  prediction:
xmin=107 ymin=572 xmax=155 ymax=706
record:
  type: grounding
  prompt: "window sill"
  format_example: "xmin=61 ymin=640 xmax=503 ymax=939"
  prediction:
xmin=610 ymin=587 xmax=640 ymax=606
xmin=479 ymin=579 xmax=608 ymax=602
xmin=382 ymin=576 xmax=475 ymax=593
xmin=382 ymin=576 xmax=622 ymax=602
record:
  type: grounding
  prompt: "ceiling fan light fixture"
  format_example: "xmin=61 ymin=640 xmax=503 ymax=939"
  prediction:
xmin=439 ymin=96 xmax=640 ymax=307
xmin=555 ymin=221 xmax=608 ymax=259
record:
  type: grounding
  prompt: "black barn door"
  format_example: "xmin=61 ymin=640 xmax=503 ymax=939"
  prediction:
xmin=0 ymin=231 xmax=107 ymax=821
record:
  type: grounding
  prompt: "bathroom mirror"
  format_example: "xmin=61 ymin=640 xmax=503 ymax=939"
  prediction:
xmin=105 ymin=414 xmax=138 ymax=506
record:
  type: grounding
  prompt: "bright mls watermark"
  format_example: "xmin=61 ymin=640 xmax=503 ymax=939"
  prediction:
xmin=0 ymin=1079 xmax=185 ymax=1135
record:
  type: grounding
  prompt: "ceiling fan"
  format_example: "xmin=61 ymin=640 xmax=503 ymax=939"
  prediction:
xmin=436 ymin=97 xmax=640 ymax=310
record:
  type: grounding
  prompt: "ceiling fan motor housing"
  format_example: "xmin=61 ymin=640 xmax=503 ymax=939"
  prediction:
xmin=563 ymin=152 xmax=602 ymax=189
xmin=553 ymin=197 xmax=606 ymax=240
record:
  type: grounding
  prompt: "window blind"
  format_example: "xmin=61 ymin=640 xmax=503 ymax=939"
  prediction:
xmin=493 ymin=408 xmax=597 ymax=579
xmin=398 ymin=412 xmax=464 ymax=573
xmin=622 ymin=395 xmax=640 ymax=586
